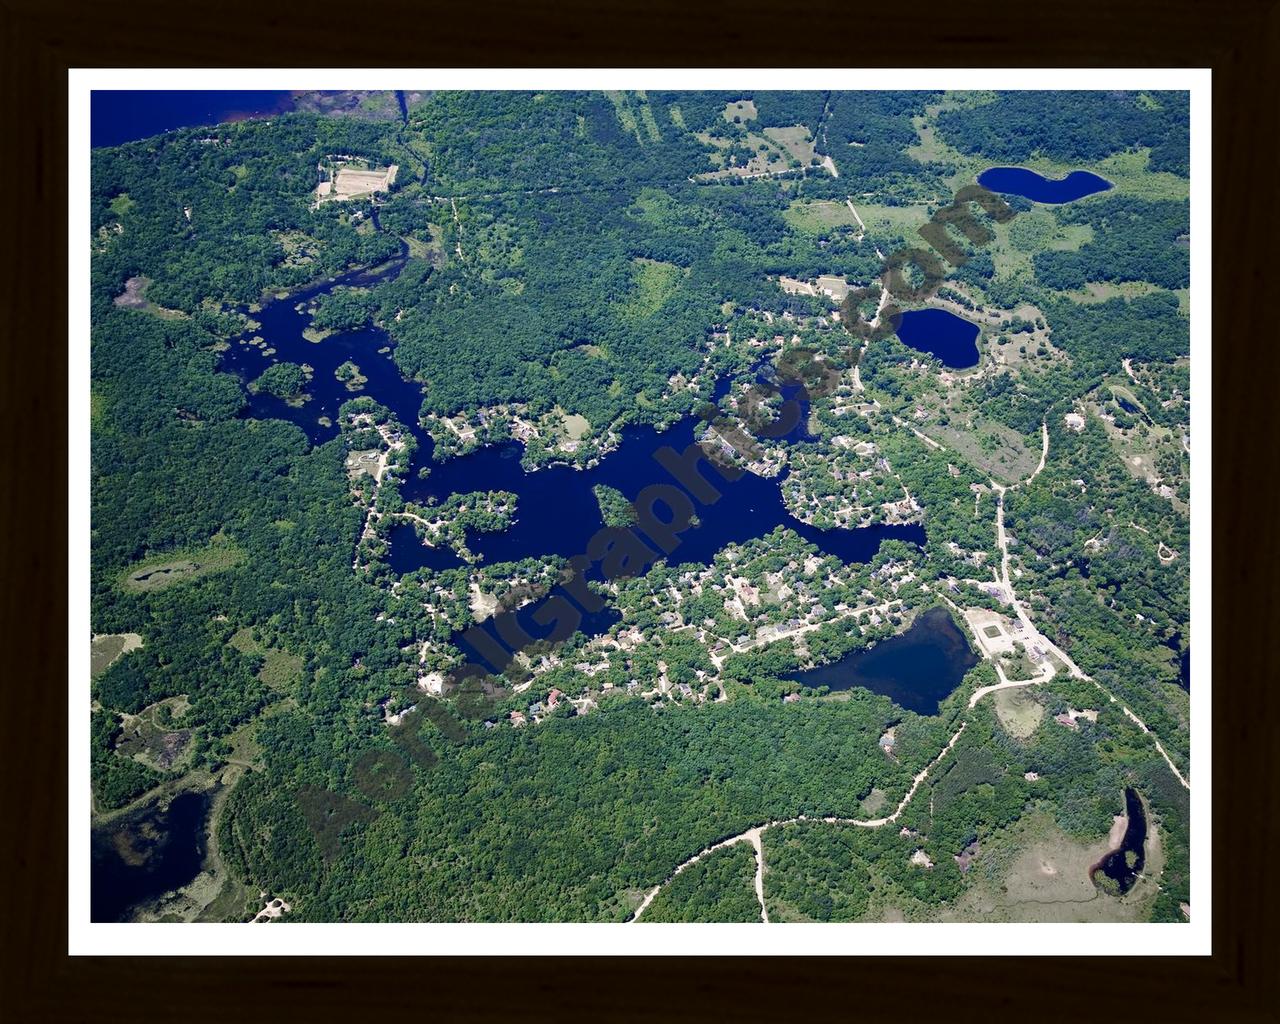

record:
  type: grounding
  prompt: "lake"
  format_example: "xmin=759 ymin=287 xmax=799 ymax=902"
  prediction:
xmin=783 ymin=606 xmax=980 ymax=715
xmin=91 ymin=91 xmax=296 ymax=148
xmin=894 ymin=308 xmax=981 ymax=369
xmin=977 ymin=166 xmax=1113 ymax=204
xmin=1090 ymin=787 xmax=1147 ymax=895
xmin=91 ymin=790 xmax=211 ymax=922
xmin=219 ymin=255 xmax=929 ymax=668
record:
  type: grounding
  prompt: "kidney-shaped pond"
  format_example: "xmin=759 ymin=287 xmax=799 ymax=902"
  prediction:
xmin=978 ymin=166 xmax=1112 ymax=204
xmin=894 ymin=308 xmax=981 ymax=369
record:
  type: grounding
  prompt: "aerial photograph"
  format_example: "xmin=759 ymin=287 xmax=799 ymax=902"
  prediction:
xmin=87 ymin=87 xmax=1194 ymax=927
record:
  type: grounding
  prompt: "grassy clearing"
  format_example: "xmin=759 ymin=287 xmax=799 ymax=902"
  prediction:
xmin=260 ymin=650 xmax=304 ymax=690
xmin=634 ymin=90 xmax=663 ymax=143
xmin=989 ymin=215 xmax=1093 ymax=280
xmin=918 ymin=404 xmax=1040 ymax=485
xmin=346 ymin=448 xmax=381 ymax=480
xmin=783 ymin=199 xmax=861 ymax=234
xmin=558 ymin=410 xmax=591 ymax=442
xmin=606 ymin=91 xmax=662 ymax=146
xmin=402 ymin=231 xmax=440 ymax=263
xmin=228 ymin=627 xmax=264 ymax=656
xmin=859 ymin=787 xmax=888 ymax=815
xmin=620 ymin=257 xmax=685 ymax=319
xmin=229 ymin=627 xmax=304 ymax=691
xmin=933 ymin=810 xmax=1164 ymax=922
xmin=722 ymin=99 xmax=757 ymax=123
xmin=1031 ymin=148 xmax=1188 ymax=202
xmin=762 ymin=125 xmax=818 ymax=166
xmin=693 ymin=128 xmax=798 ymax=181
xmin=852 ymin=203 xmax=932 ymax=243
xmin=119 ymin=537 xmax=246 ymax=593
xmin=1061 ymin=280 xmax=1186 ymax=317
xmin=108 ymin=193 xmax=136 ymax=217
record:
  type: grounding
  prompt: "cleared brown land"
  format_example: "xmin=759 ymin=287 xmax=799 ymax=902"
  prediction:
xmin=315 ymin=164 xmax=398 ymax=204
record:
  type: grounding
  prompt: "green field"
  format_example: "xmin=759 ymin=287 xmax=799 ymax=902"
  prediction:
xmin=783 ymin=199 xmax=861 ymax=234
xmin=119 ymin=537 xmax=246 ymax=593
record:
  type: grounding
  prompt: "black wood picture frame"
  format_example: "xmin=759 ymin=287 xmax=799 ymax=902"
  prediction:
xmin=3 ymin=1 xmax=1275 ymax=1018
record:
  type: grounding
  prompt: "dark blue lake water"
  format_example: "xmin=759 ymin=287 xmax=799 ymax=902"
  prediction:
xmin=784 ymin=607 xmax=978 ymax=715
xmin=977 ymin=166 xmax=1112 ymax=204
xmin=217 ymin=255 xmax=928 ymax=665
xmin=91 ymin=91 xmax=296 ymax=148
xmin=1091 ymin=787 xmax=1147 ymax=895
xmin=895 ymin=308 xmax=981 ymax=369
xmin=91 ymin=790 xmax=210 ymax=922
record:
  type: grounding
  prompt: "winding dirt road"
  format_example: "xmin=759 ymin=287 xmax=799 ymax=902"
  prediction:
xmin=629 ymin=724 xmax=966 ymax=922
xmin=632 ymin=405 xmax=1189 ymax=920
xmin=987 ymin=423 xmax=1190 ymax=791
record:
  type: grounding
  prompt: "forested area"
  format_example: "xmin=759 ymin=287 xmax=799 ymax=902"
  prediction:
xmin=91 ymin=88 xmax=1193 ymax=923
xmin=219 ymin=697 xmax=918 ymax=921
xmin=1035 ymin=196 xmax=1190 ymax=290
xmin=936 ymin=91 xmax=1191 ymax=176
xmin=760 ymin=686 xmax=1187 ymax=922
xmin=639 ymin=844 xmax=761 ymax=923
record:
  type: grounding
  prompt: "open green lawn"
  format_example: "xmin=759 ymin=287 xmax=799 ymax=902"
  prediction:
xmin=783 ymin=199 xmax=861 ymax=234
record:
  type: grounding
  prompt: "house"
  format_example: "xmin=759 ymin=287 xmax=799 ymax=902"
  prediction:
xmin=782 ymin=693 xmax=801 ymax=704
xmin=547 ymin=688 xmax=564 ymax=709
xmin=509 ymin=711 xmax=526 ymax=727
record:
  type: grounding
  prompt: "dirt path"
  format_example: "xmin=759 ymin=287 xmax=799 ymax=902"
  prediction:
xmin=892 ymin=415 xmax=946 ymax=452
xmin=851 ymin=278 xmax=892 ymax=393
xmin=1028 ymin=421 xmax=1049 ymax=484
xmin=989 ymin=479 xmax=1190 ymax=792
xmin=628 ymin=723 xmax=966 ymax=922
xmin=967 ymin=666 xmax=1053 ymax=709
xmin=749 ymin=827 xmax=768 ymax=921
xmin=844 ymin=197 xmax=867 ymax=235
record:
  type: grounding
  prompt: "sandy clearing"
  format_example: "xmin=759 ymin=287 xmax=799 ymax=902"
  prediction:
xmin=468 ymin=583 xmax=499 ymax=622
xmin=315 ymin=163 xmax=398 ymax=204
